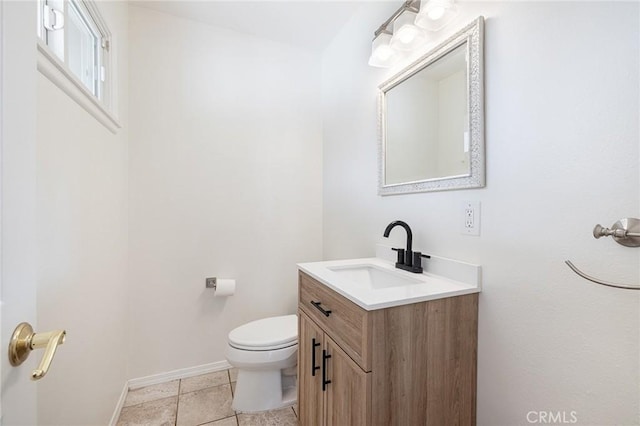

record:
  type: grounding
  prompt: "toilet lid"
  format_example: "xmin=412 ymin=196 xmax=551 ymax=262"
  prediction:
xmin=228 ymin=314 xmax=298 ymax=351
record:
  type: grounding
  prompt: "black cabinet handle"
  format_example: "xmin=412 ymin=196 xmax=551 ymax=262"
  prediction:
xmin=310 ymin=301 xmax=332 ymax=317
xmin=322 ymin=349 xmax=332 ymax=391
xmin=311 ymin=338 xmax=320 ymax=376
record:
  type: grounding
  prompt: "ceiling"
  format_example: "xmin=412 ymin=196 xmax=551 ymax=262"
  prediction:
xmin=130 ymin=0 xmax=364 ymax=52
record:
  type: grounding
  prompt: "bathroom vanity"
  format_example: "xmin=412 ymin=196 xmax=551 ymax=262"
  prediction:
xmin=297 ymin=257 xmax=480 ymax=425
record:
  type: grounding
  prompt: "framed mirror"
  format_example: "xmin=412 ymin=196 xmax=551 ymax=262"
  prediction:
xmin=378 ymin=17 xmax=484 ymax=195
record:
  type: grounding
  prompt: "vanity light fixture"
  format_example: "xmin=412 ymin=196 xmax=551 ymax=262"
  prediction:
xmin=368 ymin=0 xmax=459 ymax=68
xmin=415 ymin=0 xmax=459 ymax=32
xmin=389 ymin=8 xmax=427 ymax=51
xmin=368 ymin=31 xmax=398 ymax=67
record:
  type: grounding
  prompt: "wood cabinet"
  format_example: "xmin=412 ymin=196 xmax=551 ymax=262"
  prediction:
xmin=298 ymin=311 xmax=324 ymax=426
xmin=299 ymin=312 xmax=371 ymax=426
xmin=297 ymin=271 xmax=478 ymax=426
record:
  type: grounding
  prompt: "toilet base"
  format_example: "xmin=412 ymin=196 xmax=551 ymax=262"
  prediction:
xmin=232 ymin=369 xmax=297 ymax=413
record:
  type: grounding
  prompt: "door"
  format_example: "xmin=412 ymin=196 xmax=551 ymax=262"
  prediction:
xmin=324 ymin=335 xmax=371 ymax=426
xmin=298 ymin=311 xmax=324 ymax=426
xmin=0 ymin=1 xmax=39 ymax=424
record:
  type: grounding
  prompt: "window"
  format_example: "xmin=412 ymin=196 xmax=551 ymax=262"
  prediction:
xmin=37 ymin=0 xmax=119 ymax=131
xmin=66 ymin=0 xmax=101 ymax=96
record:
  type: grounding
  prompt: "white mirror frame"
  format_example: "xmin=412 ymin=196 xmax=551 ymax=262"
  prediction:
xmin=378 ymin=16 xmax=485 ymax=195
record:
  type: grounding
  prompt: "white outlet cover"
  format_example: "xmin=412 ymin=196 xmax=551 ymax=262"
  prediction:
xmin=462 ymin=201 xmax=481 ymax=236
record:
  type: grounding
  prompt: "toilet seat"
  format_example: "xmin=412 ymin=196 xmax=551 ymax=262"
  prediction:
xmin=228 ymin=314 xmax=297 ymax=351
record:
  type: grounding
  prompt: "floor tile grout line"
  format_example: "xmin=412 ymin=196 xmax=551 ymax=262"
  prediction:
xmin=124 ymin=383 xmax=232 ymax=424
xmin=180 ymin=370 xmax=231 ymax=396
xmin=119 ymin=369 xmax=282 ymax=426
xmin=175 ymin=378 xmax=182 ymax=426
xmin=121 ymin=394 xmax=179 ymax=410
xmin=178 ymin=382 xmax=233 ymax=400
xmin=179 ymin=379 xmax=234 ymax=426
xmin=194 ymin=413 xmax=237 ymax=426
xmin=124 ymin=379 xmax=182 ymax=408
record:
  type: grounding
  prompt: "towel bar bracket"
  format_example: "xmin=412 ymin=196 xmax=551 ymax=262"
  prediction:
xmin=593 ymin=218 xmax=640 ymax=247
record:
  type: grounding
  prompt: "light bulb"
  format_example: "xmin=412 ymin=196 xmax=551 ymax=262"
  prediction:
xmin=376 ymin=46 xmax=394 ymax=61
xmin=368 ymin=32 xmax=398 ymax=67
xmin=398 ymin=28 xmax=416 ymax=44
xmin=415 ymin=0 xmax=459 ymax=31
xmin=427 ymin=6 xmax=445 ymax=20
xmin=390 ymin=10 xmax=427 ymax=51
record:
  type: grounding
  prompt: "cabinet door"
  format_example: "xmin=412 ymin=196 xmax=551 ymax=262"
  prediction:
xmin=298 ymin=311 xmax=324 ymax=426
xmin=324 ymin=336 xmax=371 ymax=426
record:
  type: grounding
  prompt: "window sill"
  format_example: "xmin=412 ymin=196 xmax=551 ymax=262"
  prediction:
xmin=36 ymin=40 xmax=121 ymax=134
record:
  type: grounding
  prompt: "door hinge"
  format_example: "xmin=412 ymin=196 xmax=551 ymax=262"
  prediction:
xmin=101 ymin=38 xmax=110 ymax=52
xmin=43 ymin=4 xmax=64 ymax=31
xmin=100 ymin=66 xmax=106 ymax=82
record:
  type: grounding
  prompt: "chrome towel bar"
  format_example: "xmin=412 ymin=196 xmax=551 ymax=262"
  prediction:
xmin=565 ymin=260 xmax=639 ymax=290
xmin=566 ymin=217 xmax=640 ymax=290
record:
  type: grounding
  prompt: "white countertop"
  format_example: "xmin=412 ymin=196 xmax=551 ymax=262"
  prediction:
xmin=297 ymin=256 xmax=481 ymax=311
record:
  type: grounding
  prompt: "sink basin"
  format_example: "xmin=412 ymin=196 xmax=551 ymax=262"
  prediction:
xmin=327 ymin=264 xmax=422 ymax=290
xmin=297 ymin=256 xmax=481 ymax=311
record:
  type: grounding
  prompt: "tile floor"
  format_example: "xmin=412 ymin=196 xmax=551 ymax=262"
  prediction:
xmin=117 ymin=368 xmax=298 ymax=426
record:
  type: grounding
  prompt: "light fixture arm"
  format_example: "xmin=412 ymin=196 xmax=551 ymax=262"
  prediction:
xmin=373 ymin=0 xmax=421 ymax=38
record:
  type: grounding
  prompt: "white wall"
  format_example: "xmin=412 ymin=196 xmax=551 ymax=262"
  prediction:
xmin=127 ymin=6 xmax=323 ymax=378
xmin=322 ymin=2 xmax=639 ymax=425
xmin=35 ymin=2 xmax=129 ymax=424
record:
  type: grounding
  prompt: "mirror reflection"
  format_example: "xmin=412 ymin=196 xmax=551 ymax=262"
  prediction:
xmin=385 ymin=43 xmax=468 ymax=185
xmin=378 ymin=17 xmax=484 ymax=195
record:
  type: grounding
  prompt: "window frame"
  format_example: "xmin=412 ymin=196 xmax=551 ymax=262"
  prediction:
xmin=36 ymin=0 xmax=120 ymax=133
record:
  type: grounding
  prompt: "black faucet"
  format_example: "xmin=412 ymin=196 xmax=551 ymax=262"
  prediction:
xmin=383 ymin=220 xmax=429 ymax=273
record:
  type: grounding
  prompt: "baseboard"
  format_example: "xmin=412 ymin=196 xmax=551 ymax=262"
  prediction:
xmin=109 ymin=360 xmax=233 ymax=425
xmin=128 ymin=360 xmax=233 ymax=390
xmin=108 ymin=381 xmax=129 ymax=426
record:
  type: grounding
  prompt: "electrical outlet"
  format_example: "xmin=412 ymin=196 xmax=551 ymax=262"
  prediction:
xmin=462 ymin=201 xmax=480 ymax=236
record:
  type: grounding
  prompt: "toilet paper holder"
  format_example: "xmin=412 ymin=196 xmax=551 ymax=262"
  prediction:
xmin=206 ymin=277 xmax=236 ymax=296
xmin=205 ymin=277 xmax=218 ymax=289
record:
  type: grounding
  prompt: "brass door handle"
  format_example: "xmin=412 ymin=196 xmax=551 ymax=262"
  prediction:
xmin=8 ymin=322 xmax=66 ymax=380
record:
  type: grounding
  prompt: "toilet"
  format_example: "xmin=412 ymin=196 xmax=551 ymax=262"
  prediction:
xmin=225 ymin=314 xmax=298 ymax=413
